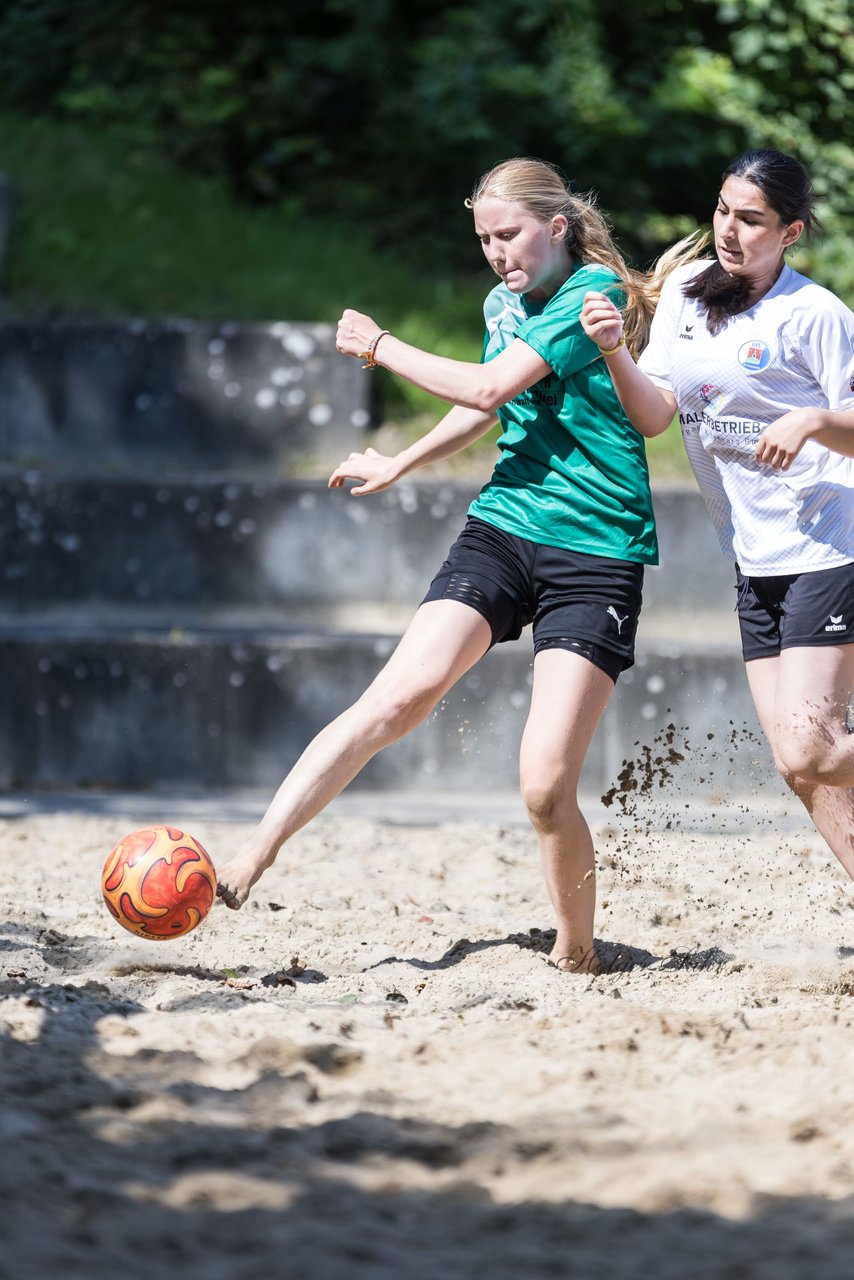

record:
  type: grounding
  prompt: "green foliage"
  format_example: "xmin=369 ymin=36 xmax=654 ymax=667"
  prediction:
xmin=644 ymin=423 xmax=696 ymax=484
xmin=663 ymin=0 xmax=854 ymax=213
xmin=0 ymin=1 xmax=850 ymax=469
xmin=0 ymin=0 xmax=849 ymax=273
xmin=0 ymin=112 xmax=485 ymax=423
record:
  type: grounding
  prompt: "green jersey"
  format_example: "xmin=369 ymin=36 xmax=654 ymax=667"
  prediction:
xmin=468 ymin=263 xmax=658 ymax=565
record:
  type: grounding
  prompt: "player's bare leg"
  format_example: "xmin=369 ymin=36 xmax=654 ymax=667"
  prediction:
xmin=745 ymin=647 xmax=854 ymax=878
xmin=215 ymin=601 xmax=492 ymax=908
xmin=520 ymin=648 xmax=615 ymax=974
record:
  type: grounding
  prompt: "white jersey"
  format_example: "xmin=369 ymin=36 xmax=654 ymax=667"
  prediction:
xmin=639 ymin=260 xmax=854 ymax=575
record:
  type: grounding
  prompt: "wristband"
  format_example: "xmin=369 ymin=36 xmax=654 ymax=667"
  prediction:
xmin=360 ymin=330 xmax=390 ymax=369
xmin=598 ymin=335 xmax=626 ymax=357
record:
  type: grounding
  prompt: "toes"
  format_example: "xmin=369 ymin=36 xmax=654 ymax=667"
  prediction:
xmin=216 ymin=882 xmax=243 ymax=911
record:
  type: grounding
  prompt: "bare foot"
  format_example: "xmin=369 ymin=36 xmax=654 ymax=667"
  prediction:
xmin=546 ymin=943 xmax=600 ymax=976
xmin=215 ymin=846 xmax=274 ymax=911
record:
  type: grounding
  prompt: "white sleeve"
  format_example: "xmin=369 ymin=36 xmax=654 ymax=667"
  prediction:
xmin=796 ymin=291 xmax=854 ymax=411
xmin=637 ymin=268 xmax=686 ymax=391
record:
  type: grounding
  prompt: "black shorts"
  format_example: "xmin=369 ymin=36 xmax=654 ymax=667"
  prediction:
xmin=422 ymin=516 xmax=645 ymax=683
xmin=736 ymin=561 xmax=854 ymax=661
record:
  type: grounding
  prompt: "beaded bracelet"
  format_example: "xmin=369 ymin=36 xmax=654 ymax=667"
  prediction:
xmin=360 ymin=330 xmax=390 ymax=369
xmin=598 ymin=334 xmax=626 ymax=357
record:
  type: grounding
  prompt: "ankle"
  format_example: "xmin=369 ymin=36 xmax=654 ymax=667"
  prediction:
xmin=237 ymin=837 xmax=279 ymax=871
xmin=549 ymin=939 xmax=598 ymax=973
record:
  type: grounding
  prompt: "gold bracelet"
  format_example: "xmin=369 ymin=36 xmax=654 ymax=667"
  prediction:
xmin=598 ymin=335 xmax=626 ymax=356
xmin=360 ymin=329 xmax=390 ymax=369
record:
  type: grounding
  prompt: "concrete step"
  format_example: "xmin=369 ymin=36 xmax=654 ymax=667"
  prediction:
xmin=0 ymin=786 xmax=806 ymax=835
xmin=0 ymin=471 xmax=737 ymax=615
xmin=1 ymin=465 xmax=757 ymax=795
xmin=0 ymin=318 xmax=370 ymax=472
xmin=0 ymin=613 xmax=772 ymax=795
xmin=0 ymin=602 xmax=742 ymax=644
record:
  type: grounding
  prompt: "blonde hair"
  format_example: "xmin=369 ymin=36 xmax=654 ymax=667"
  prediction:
xmin=467 ymin=157 xmax=708 ymax=355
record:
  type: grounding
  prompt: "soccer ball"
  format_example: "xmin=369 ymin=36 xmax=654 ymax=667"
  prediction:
xmin=102 ymin=825 xmax=217 ymax=941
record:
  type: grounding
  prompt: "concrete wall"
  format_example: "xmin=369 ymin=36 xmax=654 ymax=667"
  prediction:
xmin=0 ymin=621 xmax=773 ymax=797
xmin=0 ymin=318 xmax=776 ymax=800
xmin=0 ymin=472 xmax=737 ymax=615
xmin=0 ymin=469 xmax=773 ymax=798
xmin=0 ymin=318 xmax=371 ymax=472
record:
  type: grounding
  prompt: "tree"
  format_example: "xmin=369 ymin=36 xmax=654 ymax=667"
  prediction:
xmin=0 ymin=0 xmax=849 ymax=275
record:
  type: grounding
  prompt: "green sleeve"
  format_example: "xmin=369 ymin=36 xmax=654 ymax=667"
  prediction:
xmin=517 ymin=269 xmax=623 ymax=380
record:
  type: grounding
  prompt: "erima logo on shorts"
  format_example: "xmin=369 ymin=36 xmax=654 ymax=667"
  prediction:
xmin=737 ymin=339 xmax=772 ymax=372
xmin=825 ymin=614 xmax=847 ymax=633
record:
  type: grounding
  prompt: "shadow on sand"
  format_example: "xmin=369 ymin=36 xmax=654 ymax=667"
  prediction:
xmin=362 ymin=928 xmax=735 ymax=977
xmin=1 ymin=933 xmax=851 ymax=1280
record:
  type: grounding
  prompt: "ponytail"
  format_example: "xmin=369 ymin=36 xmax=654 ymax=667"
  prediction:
xmin=572 ymin=218 xmax=709 ymax=355
xmin=681 ymin=261 xmax=752 ymax=336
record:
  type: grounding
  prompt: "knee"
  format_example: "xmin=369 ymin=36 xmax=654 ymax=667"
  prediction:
xmin=775 ymin=734 xmax=835 ymax=787
xmin=521 ymin=769 xmax=575 ymax=832
xmin=359 ymin=680 xmax=442 ymax=744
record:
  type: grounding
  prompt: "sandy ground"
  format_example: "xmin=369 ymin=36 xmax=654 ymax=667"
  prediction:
xmin=2 ymin=779 xmax=854 ymax=1279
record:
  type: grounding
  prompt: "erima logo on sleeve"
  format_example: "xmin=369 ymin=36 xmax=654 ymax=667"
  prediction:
xmin=826 ymin=614 xmax=847 ymax=632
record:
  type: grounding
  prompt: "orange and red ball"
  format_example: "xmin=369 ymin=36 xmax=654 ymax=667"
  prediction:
xmin=102 ymin=825 xmax=217 ymax=941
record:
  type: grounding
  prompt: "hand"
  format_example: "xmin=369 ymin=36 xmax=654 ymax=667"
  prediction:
xmin=328 ymin=447 xmax=399 ymax=495
xmin=755 ymin=408 xmax=815 ymax=471
xmin=336 ymin=309 xmax=384 ymax=360
xmin=581 ymin=290 xmax=624 ymax=352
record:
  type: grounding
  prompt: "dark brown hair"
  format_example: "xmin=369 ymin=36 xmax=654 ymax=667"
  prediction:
xmin=684 ymin=149 xmax=818 ymax=334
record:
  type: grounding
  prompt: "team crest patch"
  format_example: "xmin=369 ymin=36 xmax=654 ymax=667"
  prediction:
xmin=738 ymin=339 xmax=772 ymax=372
xmin=699 ymin=383 xmax=723 ymax=407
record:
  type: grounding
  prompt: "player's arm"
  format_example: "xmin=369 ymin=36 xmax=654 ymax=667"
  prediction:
xmin=336 ymin=309 xmax=551 ymax=412
xmin=580 ymin=291 xmax=676 ymax=437
xmin=328 ymin=404 xmax=498 ymax=495
xmin=756 ymin=406 xmax=854 ymax=470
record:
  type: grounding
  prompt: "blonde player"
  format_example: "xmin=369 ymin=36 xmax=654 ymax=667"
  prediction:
xmin=215 ymin=157 xmax=692 ymax=973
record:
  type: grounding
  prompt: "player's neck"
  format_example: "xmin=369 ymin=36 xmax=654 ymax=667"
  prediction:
xmin=742 ymin=258 xmax=786 ymax=310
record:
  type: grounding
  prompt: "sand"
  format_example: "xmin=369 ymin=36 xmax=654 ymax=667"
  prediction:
xmin=2 ymin=781 xmax=854 ymax=1279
